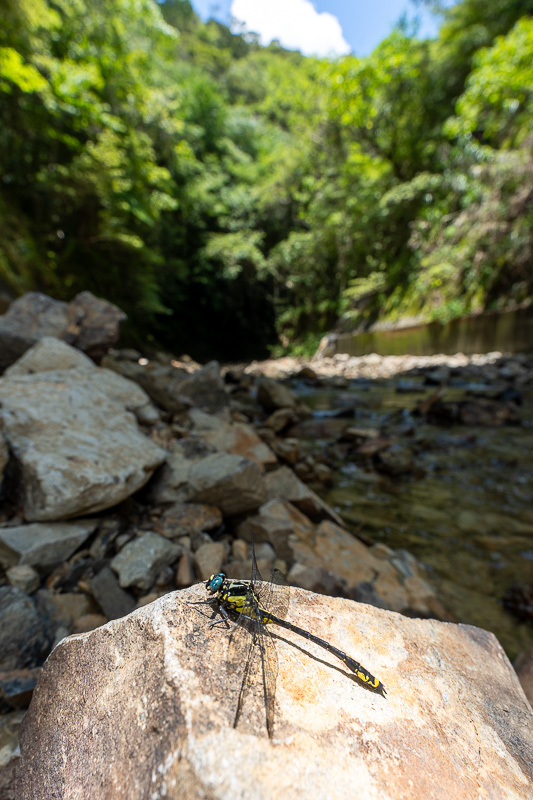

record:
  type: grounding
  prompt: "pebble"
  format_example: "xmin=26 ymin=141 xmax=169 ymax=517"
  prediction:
xmin=6 ymin=564 xmax=40 ymax=594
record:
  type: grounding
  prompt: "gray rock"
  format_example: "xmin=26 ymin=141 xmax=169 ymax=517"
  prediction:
xmin=0 ymin=710 xmax=26 ymax=799
xmin=0 ymin=293 xmax=69 ymax=371
xmin=64 ymin=290 xmax=126 ymax=361
xmin=5 ymin=338 xmax=159 ymax=424
xmin=4 ymin=336 xmax=94 ymax=377
xmin=105 ymin=358 xmax=228 ymax=415
xmin=172 ymin=360 xmax=229 ymax=414
xmin=0 ymin=431 xmax=8 ymax=483
xmin=152 ymin=502 xmax=223 ymax=540
xmin=0 ymin=370 xmax=166 ymax=520
xmin=0 ymin=586 xmax=53 ymax=670
xmin=0 ymin=291 xmax=126 ymax=372
xmin=257 ymin=378 xmax=297 ymax=411
xmin=0 ymin=520 xmax=97 ymax=568
xmin=111 ymin=532 xmax=181 ymax=591
xmin=5 ymin=564 xmax=40 ymax=594
xmin=89 ymin=566 xmax=136 ymax=619
xmin=189 ymin=452 xmax=268 ymax=516
xmin=148 ymin=438 xmax=215 ymax=505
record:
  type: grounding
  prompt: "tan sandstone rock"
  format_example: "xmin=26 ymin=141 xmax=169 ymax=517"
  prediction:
xmin=14 ymin=586 xmax=533 ymax=800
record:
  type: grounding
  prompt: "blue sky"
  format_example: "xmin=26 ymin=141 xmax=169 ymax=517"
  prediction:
xmin=191 ymin=0 xmax=447 ymax=57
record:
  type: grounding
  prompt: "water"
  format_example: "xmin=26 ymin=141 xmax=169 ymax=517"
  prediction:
xmin=290 ymin=374 xmax=533 ymax=659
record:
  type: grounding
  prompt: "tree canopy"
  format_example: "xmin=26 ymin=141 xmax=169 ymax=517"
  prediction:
xmin=1 ymin=0 xmax=532 ymax=358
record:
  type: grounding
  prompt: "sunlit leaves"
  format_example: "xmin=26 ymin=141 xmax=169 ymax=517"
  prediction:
xmin=0 ymin=47 xmax=48 ymax=92
xmin=446 ymin=18 xmax=533 ymax=148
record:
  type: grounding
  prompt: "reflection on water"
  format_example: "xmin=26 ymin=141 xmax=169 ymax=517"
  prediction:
xmin=293 ymin=375 xmax=533 ymax=658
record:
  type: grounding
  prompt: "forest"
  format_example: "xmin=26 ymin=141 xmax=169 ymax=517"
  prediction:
xmin=1 ymin=0 xmax=533 ymax=359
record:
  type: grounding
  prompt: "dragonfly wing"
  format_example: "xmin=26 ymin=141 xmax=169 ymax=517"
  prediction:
xmin=259 ymin=624 xmax=278 ymax=739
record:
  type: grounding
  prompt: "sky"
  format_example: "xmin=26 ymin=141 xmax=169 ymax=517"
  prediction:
xmin=190 ymin=0 xmax=447 ymax=57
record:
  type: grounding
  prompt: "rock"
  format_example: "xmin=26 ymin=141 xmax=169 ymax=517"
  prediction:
xmin=0 ymin=293 xmax=69 ymax=371
xmin=313 ymin=332 xmax=338 ymax=359
xmin=175 ymin=554 xmax=195 ymax=587
xmin=0 ymin=370 xmax=166 ymax=520
xmin=257 ymin=378 xmax=297 ymax=411
xmin=264 ymin=465 xmax=344 ymax=526
xmin=111 ymin=532 xmax=181 ymax=591
xmin=0 ymin=520 xmax=97 ymax=568
xmin=264 ymin=407 xmax=295 ymax=433
xmin=5 ymin=564 xmax=40 ymax=594
xmin=89 ymin=566 xmax=136 ymax=620
xmin=71 ymin=613 xmax=108 ymax=634
xmin=0 ymin=586 xmax=54 ymax=670
xmin=0 ymin=710 xmax=25 ymax=800
xmin=113 ymin=359 xmax=229 ymax=415
xmin=189 ymin=410 xmax=277 ymax=468
xmin=89 ymin=518 xmax=123 ymax=559
xmin=286 ymin=563 xmax=347 ymax=596
xmin=375 ymin=444 xmax=415 ymax=476
xmin=270 ymin=437 xmax=300 ymax=464
xmin=152 ymin=502 xmax=223 ymax=540
xmin=172 ymin=360 xmax=228 ymax=414
xmin=189 ymin=452 xmax=268 ymax=516
xmin=193 ymin=541 xmax=227 ymax=581
xmin=0 ymin=431 xmax=8 ymax=482
xmin=236 ymin=499 xmax=314 ymax=563
xmin=0 ymin=667 xmax=41 ymax=710
xmin=36 ymin=590 xmax=97 ymax=628
xmin=148 ymin=438 xmax=215 ymax=505
xmin=423 ymin=397 xmax=521 ymax=426
xmin=0 ymin=291 xmax=125 ymax=372
xmin=343 ymin=426 xmax=381 ymax=441
xmin=14 ymin=588 xmax=533 ymax=799
xmin=5 ymin=337 xmax=160 ymax=425
xmin=515 ymin=648 xmax=533 ymax=707
xmin=4 ymin=335 xmax=94 ymax=376
xmin=64 ymin=290 xmax=126 ymax=361
xmin=288 ymin=417 xmax=351 ymax=440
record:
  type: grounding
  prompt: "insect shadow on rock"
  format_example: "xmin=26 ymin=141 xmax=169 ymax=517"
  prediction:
xmin=190 ymin=538 xmax=386 ymax=738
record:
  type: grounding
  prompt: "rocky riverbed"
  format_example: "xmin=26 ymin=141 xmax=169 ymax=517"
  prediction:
xmin=0 ymin=293 xmax=532 ymax=796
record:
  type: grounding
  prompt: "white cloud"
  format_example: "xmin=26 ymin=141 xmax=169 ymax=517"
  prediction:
xmin=230 ymin=0 xmax=351 ymax=57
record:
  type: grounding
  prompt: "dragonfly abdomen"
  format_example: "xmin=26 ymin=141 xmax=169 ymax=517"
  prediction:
xmin=264 ymin=612 xmax=386 ymax=696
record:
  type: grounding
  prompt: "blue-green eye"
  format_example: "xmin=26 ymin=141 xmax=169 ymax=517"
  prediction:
xmin=209 ymin=573 xmax=224 ymax=592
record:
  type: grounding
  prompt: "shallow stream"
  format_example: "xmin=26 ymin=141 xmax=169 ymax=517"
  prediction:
xmin=290 ymin=371 xmax=533 ymax=659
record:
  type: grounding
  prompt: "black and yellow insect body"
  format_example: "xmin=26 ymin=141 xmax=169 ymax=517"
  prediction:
xmin=201 ymin=542 xmax=386 ymax=738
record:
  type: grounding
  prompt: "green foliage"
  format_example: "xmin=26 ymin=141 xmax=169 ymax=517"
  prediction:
xmin=1 ymin=0 xmax=532 ymax=359
xmin=447 ymin=18 xmax=533 ymax=148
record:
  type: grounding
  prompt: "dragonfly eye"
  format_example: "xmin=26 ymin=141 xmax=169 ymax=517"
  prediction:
xmin=208 ymin=573 xmax=225 ymax=592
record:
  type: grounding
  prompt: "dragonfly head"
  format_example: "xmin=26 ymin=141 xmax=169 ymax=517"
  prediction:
xmin=206 ymin=572 xmax=225 ymax=593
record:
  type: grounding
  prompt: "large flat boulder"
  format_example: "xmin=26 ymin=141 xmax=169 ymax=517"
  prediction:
xmin=14 ymin=587 xmax=533 ymax=799
xmin=0 ymin=369 xmax=166 ymax=521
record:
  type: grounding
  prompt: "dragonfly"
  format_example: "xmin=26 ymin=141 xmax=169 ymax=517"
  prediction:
xmin=196 ymin=539 xmax=386 ymax=738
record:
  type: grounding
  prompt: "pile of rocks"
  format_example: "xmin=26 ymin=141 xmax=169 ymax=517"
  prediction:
xmin=0 ymin=294 xmax=449 ymax=731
